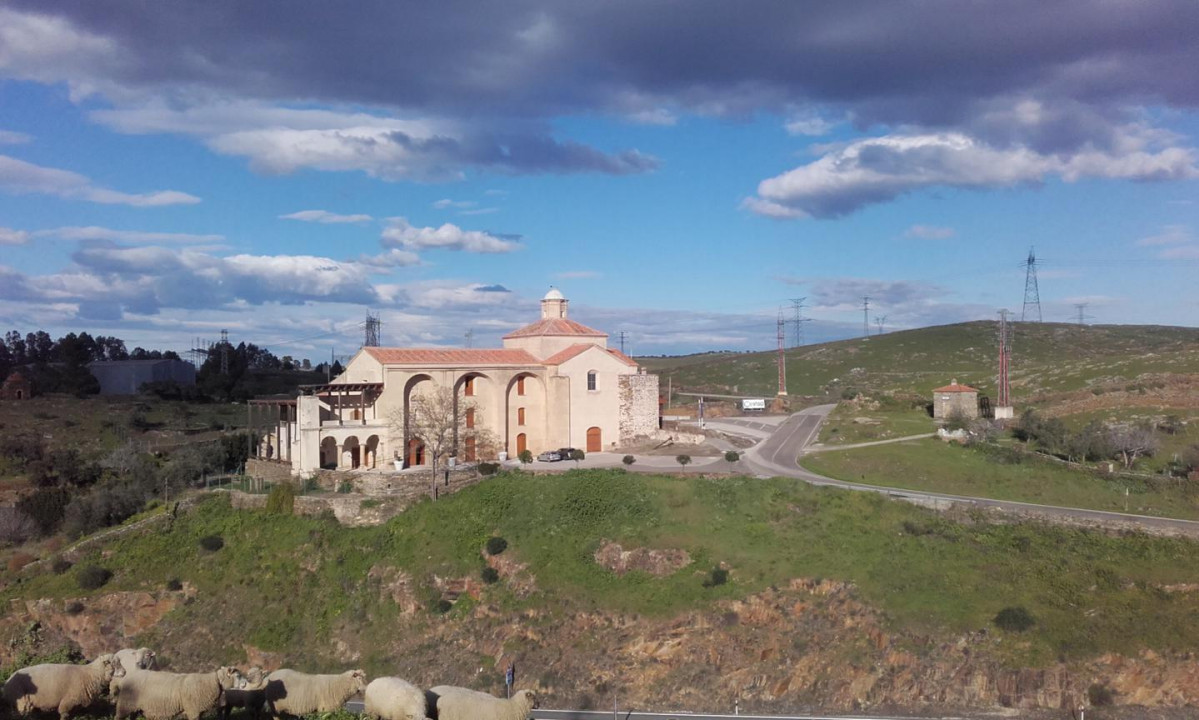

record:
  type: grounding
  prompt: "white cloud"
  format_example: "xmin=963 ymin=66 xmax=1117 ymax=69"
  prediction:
xmin=1136 ymin=225 xmax=1191 ymax=246
xmin=381 ymin=217 xmax=522 ymax=254
xmin=0 ymin=227 xmax=30 ymax=245
xmin=784 ymin=112 xmax=836 ymax=136
xmin=35 ymin=226 xmax=223 ymax=244
xmin=625 ymin=108 xmax=677 ymax=126
xmin=280 ymin=209 xmax=373 ymax=224
xmin=0 ymin=154 xmax=200 ymax=206
xmin=459 ymin=207 xmax=499 ymax=216
xmin=904 ymin=225 xmax=956 ymax=240
xmin=0 ymin=130 xmax=30 ymax=145
xmin=432 ymin=198 xmax=476 ymax=210
xmin=747 ymin=131 xmax=1198 ymax=219
xmin=554 ymin=270 xmax=601 ymax=279
xmin=359 ymin=248 xmax=422 ymax=268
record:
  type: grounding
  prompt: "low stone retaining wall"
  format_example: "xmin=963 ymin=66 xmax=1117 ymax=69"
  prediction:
xmin=245 ymin=458 xmax=293 ymax=484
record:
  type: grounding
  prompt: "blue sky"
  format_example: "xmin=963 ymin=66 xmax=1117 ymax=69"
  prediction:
xmin=1 ymin=1 xmax=1197 ymax=359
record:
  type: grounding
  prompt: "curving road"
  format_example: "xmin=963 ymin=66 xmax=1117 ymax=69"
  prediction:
xmin=740 ymin=405 xmax=1199 ymax=538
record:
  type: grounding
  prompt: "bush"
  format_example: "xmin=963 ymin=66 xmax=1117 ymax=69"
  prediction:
xmin=1088 ymin=683 xmax=1115 ymax=706
xmin=485 ymin=536 xmax=508 ymax=555
xmin=301 ymin=475 xmax=322 ymax=493
xmin=432 ymin=599 xmax=453 ymax=614
xmin=265 ymin=484 xmax=296 ymax=515
xmin=480 ymin=567 xmax=500 ymax=584
xmin=518 ymin=449 xmax=533 ymax=465
xmin=724 ymin=450 xmax=740 ymax=463
xmin=76 ymin=565 xmax=113 ymax=590
xmin=676 ymin=454 xmax=692 ymax=470
xmin=993 ymin=606 xmax=1035 ymax=632
xmin=703 ymin=566 xmax=729 ymax=588
xmin=337 ymin=480 xmax=354 ymax=494
xmin=7 ymin=552 xmax=34 ymax=573
xmin=198 ymin=534 xmax=224 ymax=552
xmin=0 ymin=507 xmax=37 ymax=545
xmin=478 ymin=462 xmax=501 ymax=476
xmin=64 ymin=601 xmax=85 ymax=615
xmin=50 ymin=557 xmax=73 ymax=575
xmin=16 ymin=487 xmax=71 ymax=536
xmin=622 ymin=455 xmax=636 ymax=467
xmin=166 ymin=578 xmax=183 ymax=591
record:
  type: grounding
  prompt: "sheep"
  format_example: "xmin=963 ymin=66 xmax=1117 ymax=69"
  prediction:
xmin=112 ymin=666 xmax=244 ymax=720
xmin=2 ymin=653 xmax=126 ymax=720
xmin=115 ymin=648 xmax=158 ymax=672
xmin=263 ymin=669 xmax=366 ymax=719
xmin=362 ymin=677 xmax=426 ymax=720
xmin=426 ymin=686 xmax=538 ymax=720
xmin=220 ymin=667 xmax=266 ymax=720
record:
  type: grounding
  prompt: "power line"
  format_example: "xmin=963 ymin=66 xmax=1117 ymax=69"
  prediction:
xmin=862 ymin=296 xmax=870 ymax=338
xmin=619 ymin=331 xmax=627 ymax=355
xmin=874 ymin=315 xmax=887 ymax=335
xmin=364 ymin=312 xmax=381 ymax=347
xmin=1021 ymin=247 xmax=1042 ymax=322
xmin=789 ymin=297 xmax=812 ymax=348
xmin=1073 ymin=303 xmax=1093 ymax=325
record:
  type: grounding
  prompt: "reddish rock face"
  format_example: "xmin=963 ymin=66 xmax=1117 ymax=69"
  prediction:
xmin=593 ymin=541 xmax=691 ymax=577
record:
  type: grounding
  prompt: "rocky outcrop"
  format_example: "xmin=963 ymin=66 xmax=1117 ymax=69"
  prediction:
xmin=594 ymin=541 xmax=691 ymax=577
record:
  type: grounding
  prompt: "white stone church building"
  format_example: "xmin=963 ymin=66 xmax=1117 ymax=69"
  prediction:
xmin=251 ymin=289 xmax=660 ymax=473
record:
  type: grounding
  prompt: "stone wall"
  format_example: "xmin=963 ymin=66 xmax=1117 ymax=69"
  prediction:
xmin=245 ymin=458 xmax=294 ymax=484
xmin=619 ymin=373 xmax=660 ymax=442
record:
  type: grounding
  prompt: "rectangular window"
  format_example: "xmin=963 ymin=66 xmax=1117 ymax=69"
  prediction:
xmin=517 ymin=407 xmax=525 ymax=426
xmin=517 ymin=377 xmax=525 ymax=395
xmin=463 ymin=377 xmax=474 ymax=396
xmin=587 ymin=371 xmax=597 ymax=391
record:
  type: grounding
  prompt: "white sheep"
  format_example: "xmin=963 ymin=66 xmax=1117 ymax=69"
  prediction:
xmin=112 ymin=666 xmax=244 ymax=720
xmin=426 ymin=686 xmax=538 ymax=720
xmin=263 ymin=669 xmax=366 ymax=718
xmin=2 ymin=654 xmax=126 ymax=720
xmin=362 ymin=677 xmax=426 ymax=720
xmin=221 ymin=666 xmax=266 ymax=720
xmin=115 ymin=648 xmax=158 ymax=671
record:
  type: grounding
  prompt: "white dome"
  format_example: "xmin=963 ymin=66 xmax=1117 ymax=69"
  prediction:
xmin=543 ymin=287 xmax=565 ymax=300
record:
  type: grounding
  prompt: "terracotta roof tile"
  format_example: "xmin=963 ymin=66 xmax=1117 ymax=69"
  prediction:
xmin=543 ymin=344 xmax=593 ymax=365
xmin=364 ymin=348 xmax=540 ymax=365
xmin=933 ymin=382 xmax=978 ymax=393
xmin=603 ymin=348 xmax=638 ymax=367
xmin=502 ymin=317 xmax=607 ymax=339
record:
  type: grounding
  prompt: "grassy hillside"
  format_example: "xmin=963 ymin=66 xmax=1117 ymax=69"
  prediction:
xmin=9 ymin=471 xmax=1199 ymax=675
xmin=641 ymin=321 xmax=1199 ymax=401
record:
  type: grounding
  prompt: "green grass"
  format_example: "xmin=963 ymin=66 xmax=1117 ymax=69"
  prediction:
xmin=11 ymin=470 xmax=1199 ymax=669
xmin=816 ymin=403 xmax=935 ymax=445
xmin=802 ymin=439 xmax=1199 ymax=520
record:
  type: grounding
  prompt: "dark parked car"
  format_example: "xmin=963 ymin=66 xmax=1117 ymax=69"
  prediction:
xmin=537 ymin=450 xmax=562 ymax=462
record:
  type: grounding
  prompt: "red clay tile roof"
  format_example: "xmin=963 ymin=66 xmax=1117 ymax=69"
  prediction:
xmin=933 ymin=382 xmax=978 ymax=393
xmin=604 ymin=348 xmax=638 ymax=367
xmin=364 ymin=348 xmax=540 ymax=365
xmin=543 ymin=343 xmax=639 ymax=368
xmin=502 ymin=317 xmax=607 ymax=339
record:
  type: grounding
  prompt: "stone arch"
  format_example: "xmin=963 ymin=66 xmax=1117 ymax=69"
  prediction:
xmin=343 ymin=436 xmax=361 ymax=469
xmin=402 ymin=374 xmax=436 ymax=469
xmin=365 ymin=434 xmax=380 ymax=469
xmin=454 ymin=371 xmax=496 ymax=458
xmin=320 ymin=437 xmax=338 ymax=469
xmin=505 ymin=372 xmax=546 ymax=455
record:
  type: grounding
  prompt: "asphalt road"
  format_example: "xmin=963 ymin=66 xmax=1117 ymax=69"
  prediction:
xmin=741 ymin=405 xmax=1199 ymax=537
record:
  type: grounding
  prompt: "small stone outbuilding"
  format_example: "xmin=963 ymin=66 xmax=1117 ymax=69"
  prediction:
xmin=932 ymin=379 xmax=979 ymax=419
xmin=0 ymin=371 xmax=32 ymax=400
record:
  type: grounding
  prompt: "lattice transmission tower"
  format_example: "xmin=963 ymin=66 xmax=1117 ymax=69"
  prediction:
xmin=1021 ymin=247 xmax=1042 ymax=322
xmin=364 ymin=312 xmax=381 ymax=347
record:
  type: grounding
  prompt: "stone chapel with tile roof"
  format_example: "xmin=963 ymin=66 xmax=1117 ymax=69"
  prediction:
xmin=252 ymin=288 xmax=660 ymax=473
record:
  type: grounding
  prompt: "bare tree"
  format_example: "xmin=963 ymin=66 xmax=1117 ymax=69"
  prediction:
xmin=0 ymin=507 xmax=37 ymax=546
xmin=1108 ymin=424 xmax=1160 ymax=470
xmin=389 ymin=385 xmax=478 ymax=499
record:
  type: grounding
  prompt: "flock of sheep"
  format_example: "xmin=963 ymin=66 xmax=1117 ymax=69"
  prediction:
xmin=2 ymin=648 xmax=539 ymax=720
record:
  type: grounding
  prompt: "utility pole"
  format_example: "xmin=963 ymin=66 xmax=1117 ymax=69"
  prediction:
xmin=220 ymin=329 xmax=229 ymax=375
xmin=618 ymin=331 xmax=627 ymax=355
xmin=464 ymin=329 xmax=473 ymax=348
xmin=1021 ymin=247 xmax=1042 ymax=322
xmin=364 ymin=312 xmax=381 ymax=347
xmin=996 ymin=309 xmax=1013 ymax=419
xmin=776 ymin=311 xmax=788 ymax=396
xmin=875 ymin=315 xmax=887 ymax=335
xmin=1074 ymin=303 xmax=1090 ymax=325
xmin=789 ymin=297 xmax=811 ymax=348
xmin=862 ymin=297 xmax=871 ymax=338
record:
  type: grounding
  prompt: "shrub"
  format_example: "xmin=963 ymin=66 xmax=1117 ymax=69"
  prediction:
xmin=480 ymin=567 xmax=500 ymax=584
xmin=1088 ymin=683 xmax=1115 ymax=706
xmin=50 ymin=557 xmax=73 ymax=575
xmin=265 ymin=483 xmax=296 ymax=515
xmin=198 ymin=534 xmax=224 ymax=552
xmin=7 ymin=552 xmax=35 ymax=573
xmin=478 ymin=462 xmax=501 ymax=476
xmin=485 ymin=536 xmax=508 ymax=555
xmin=703 ymin=566 xmax=729 ymax=588
xmin=518 ymin=449 xmax=533 ymax=465
xmin=0 ymin=507 xmax=37 ymax=545
xmin=166 ymin=578 xmax=183 ymax=591
xmin=676 ymin=454 xmax=692 ymax=471
xmin=432 ymin=599 xmax=453 ymax=614
xmin=76 ymin=565 xmax=113 ymax=591
xmin=993 ymin=606 xmax=1035 ymax=632
xmin=337 ymin=480 xmax=354 ymax=494
xmin=360 ymin=499 xmax=381 ymax=509
xmin=16 ymin=487 xmax=71 ymax=536
xmin=301 ymin=475 xmax=322 ymax=493
xmin=569 ymin=449 xmax=585 ymax=464
xmin=64 ymin=601 xmax=85 ymax=616
xmin=724 ymin=450 xmax=740 ymax=464
xmin=622 ymin=455 xmax=636 ymax=467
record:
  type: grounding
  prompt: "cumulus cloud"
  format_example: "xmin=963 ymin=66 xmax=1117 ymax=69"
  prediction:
xmin=788 ymin=276 xmax=944 ymax=310
xmin=747 ymin=132 xmax=1197 ymax=218
xmin=381 ymin=217 xmax=522 ymax=254
xmin=904 ymin=225 xmax=956 ymax=240
xmin=359 ymin=248 xmax=422 ymax=268
xmin=0 ymin=154 xmax=200 ymax=206
xmin=34 ymin=226 xmax=223 ymax=244
xmin=280 ymin=209 xmax=372 ymax=224
xmin=0 ymin=227 xmax=30 ymax=245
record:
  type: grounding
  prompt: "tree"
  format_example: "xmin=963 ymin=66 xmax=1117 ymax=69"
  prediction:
xmin=676 ymin=454 xmax=692 ymax=472
xmin=518 ymin=449 xmax=533 ymax=466
xmin=388 ymin=385 xmax=477 ymax=499
xmin=622 ymin=454 xmax=636 ymax=467
xmin=1108 ymin=424 xmax=1160 ymax=470
xmin=724 ymin=450 xmax=740 ymax=467
xmin=569 ymin=448 xmax=585 ymax=466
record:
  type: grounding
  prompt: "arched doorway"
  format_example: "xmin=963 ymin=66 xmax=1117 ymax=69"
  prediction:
xmin=343 ymin=436 xmax=361 ymax=469
xmin=320 ymin=437 xmax=338 ymax=469
xmin=586 ymin=426 xmax=602 ymax=453
xmin=407 ymin=437 xmax=425 ymax=467
xmin=365 ymin=435 xmax=380 ymax=469
xmin=516 ymin=433 xmax=527 ymax=455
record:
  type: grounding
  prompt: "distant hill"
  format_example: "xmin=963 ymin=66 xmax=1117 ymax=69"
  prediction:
xmin=640 ymin=321 xmax=1199 ymax=401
